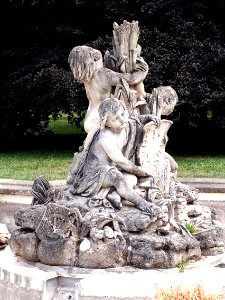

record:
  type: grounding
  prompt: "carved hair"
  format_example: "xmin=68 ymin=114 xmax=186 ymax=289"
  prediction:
xmin=98 ymin=97 xmax=126 ymax=129
xmin=156 ymin=86 xmax=178 ymax=106
xmin=68 ymin=46 xmax=102 ymax=82
xmin=148 ymin=86 xmax=178 ymax=116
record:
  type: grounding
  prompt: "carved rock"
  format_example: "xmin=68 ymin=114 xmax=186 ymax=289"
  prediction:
xmin=78 ymin=238 xmax=126 ymax=268
xmin=37 ymin=237 xmax=79 ymax=266
xmin=14 ymin=205 xmax=45 ymax=230
xmin=129 ymin=233 xmax=201 ymax=269
xmin=8 ymin=229 xmax=39 ymax=261
xmin=195 ymin=226 xmax=225 ymax=256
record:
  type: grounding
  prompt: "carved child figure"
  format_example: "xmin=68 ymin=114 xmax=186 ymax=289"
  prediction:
xmin=68 ymin=45 xmax=148 ymax=138
xmin=70 ymin=97 xmax=161 ymax=217
xmin=147 ymin=86 xmax=179 ymax=177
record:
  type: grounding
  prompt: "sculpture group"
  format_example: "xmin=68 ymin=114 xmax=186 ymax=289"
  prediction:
xmin=9 ymin=21 xmax=224 ymax=269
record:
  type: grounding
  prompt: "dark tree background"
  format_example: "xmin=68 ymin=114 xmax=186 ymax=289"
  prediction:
xmin=1 ymin=0 xmax=225 ymax=153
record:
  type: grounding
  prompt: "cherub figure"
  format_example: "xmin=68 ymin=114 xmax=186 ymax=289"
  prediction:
xmin=69 ymin=97 xmax=161 ymax=217
xmin=144 ymin=85 xmax=178 ymax=118
xmin=140 ymin=86 xmax=179 ymax=177
xmin=68 ymin=45 xmax=148 ymax=137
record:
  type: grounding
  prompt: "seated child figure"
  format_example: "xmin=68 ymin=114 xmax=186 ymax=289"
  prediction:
xmin=70 ymin=97 xmax=161 ymax=217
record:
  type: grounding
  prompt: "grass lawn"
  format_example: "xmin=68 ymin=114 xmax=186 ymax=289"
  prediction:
xmin=0 ymin=115 xmax=225 ymax=180
xmin=48 ymin=114 xmax=84 ymax=135
xmin=174 ymin=155 xmax=225 ymax=178
xmin=0 ymin=151 xmax=225 ymax=181
xmin=0 ymin=150 xmax=74 ymax=181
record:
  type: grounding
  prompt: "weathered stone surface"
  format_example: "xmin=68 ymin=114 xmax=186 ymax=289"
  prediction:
xmin=0 ymin=224 xmax=10 ymax=249
xmin=195 ymin=226 xmax=225 ymax=256
xmin=37 ymin=237 xmax=79 ymax=266
xmin=78 ymin=238 xmax=126 ymax=268
xmin=14 ymin=205 xmax=45 ymax=230
xmin=129 ymin=233 xmax=201 ymax=269
xmin=14 ymin=198 xmax=89 ymax=231
xmin=8 ymin=229 xmax=39 ymax=261
xmin=56 ymin=197 xmax=90 ymax=215
xmin=119 ymin=209 xmax=151 ymax=232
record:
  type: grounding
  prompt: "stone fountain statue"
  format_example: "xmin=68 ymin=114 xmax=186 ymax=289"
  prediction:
xmin=9 ymin=20 xmax=224 ymax=269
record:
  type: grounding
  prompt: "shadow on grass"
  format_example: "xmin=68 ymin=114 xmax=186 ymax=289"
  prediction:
xmin=1 ymin=133 xmax=86 ymax=152
xmin=167 ymin=126 xmax=225 ymax=156
xmin=1 ymin=126 xmax=225 ymax=156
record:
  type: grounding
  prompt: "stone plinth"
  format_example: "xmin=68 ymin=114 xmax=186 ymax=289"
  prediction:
xmin=1 ymin=246 xmax=225 ymax=300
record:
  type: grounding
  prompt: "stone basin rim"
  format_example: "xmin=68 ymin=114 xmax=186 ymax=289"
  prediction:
xmin=1 ymin=178 xmax=225 ymax=195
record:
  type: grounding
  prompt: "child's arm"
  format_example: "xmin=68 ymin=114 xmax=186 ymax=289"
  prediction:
xmin=108 ymin=57 xmax=149 ymax=86
xmin=139 ymin=114 xmax=161 ymax=126
xmin=99 ymin=132 xmax=149 ymax=176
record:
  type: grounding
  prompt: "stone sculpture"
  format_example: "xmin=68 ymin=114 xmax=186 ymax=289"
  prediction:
xmin=9 ymin=20 xmax=224 ymax=269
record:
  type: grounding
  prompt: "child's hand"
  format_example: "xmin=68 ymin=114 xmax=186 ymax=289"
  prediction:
xmin=150 ymin=115 xmax=161 ymax=127
xmin=137 ymin=167 xmax=151 ymax=177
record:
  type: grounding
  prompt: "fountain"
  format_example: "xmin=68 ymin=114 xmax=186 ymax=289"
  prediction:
xmin=1 ymin=20 xmax=225 ymax=300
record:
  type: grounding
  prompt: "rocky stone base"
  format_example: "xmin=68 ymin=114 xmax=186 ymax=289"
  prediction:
xmin=8 ymin=196 xmax=225 ymax=269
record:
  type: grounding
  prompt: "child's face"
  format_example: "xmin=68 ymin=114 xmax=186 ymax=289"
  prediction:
xmin=156 ymin=87 xmax=178 ymax=116
xmin=161 ymin=100 xmax=175 ymax=115
xmin=92 ymin=48 xmax=103 ymax=69
xmin=106 ymin=106 xmax=128 ymax=132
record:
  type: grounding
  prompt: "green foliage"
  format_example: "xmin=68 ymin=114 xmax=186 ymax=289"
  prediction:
xmin=0 ymin=64 xmax=87 ymax=149
xmin=138 ymin=1 xmax=225 ymax=130
xmin=185 ymin=222 xmax=196 ymax=235
xmin=178 ymin=257 xmax=188 ymax=273
xmin=1 ymin=0 xmax=88 ymax=149
xmin=1 ymin=0 xmax=225 ymax=152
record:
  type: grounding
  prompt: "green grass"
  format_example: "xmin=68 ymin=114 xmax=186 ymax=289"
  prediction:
xmin=0 ymin=152 xmax=225 ymax=181
xmin=174 ymin=155 xmax=225 ymax=178
xmin=178 ymin=257 xmax=188 ymax=273
xmin=0 ymin=116 xmax=224 ymax=181
xmin=185 ymin=222 xmax=196 ymax=235
xmin=0 ymin=150 xmax=74 ymax=181
xmin=48 ymin=114 xmax=84 ymax=135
